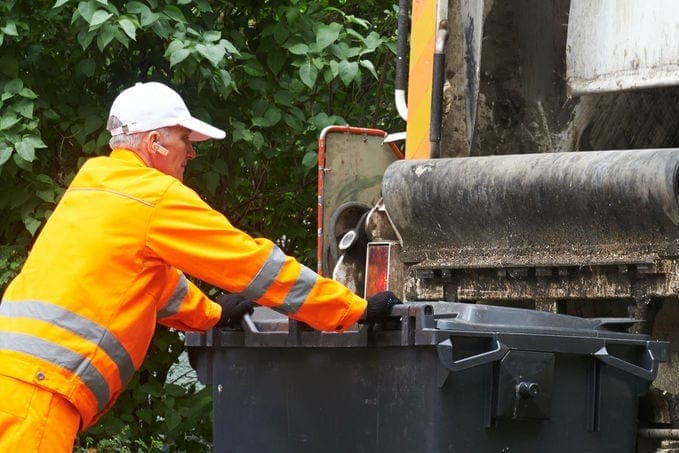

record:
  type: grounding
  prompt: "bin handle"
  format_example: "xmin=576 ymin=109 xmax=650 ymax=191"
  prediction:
xmin=594 ymin=346 xmax=658 ymax=381
xmin=436 ymin=337 xmax=508 ymax=372
xmin=241 ymin=313 xmax=259 ymax=333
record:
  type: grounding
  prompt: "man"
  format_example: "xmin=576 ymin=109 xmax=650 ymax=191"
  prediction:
xmin=0 ymin=81 xmax=400 ymax=451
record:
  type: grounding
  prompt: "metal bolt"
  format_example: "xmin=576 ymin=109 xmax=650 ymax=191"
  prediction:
xmin=517 ymin=382 xmax=540 ymax=398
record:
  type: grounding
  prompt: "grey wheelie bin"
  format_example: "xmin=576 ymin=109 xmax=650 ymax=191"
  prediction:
xmin=185 ymin=302 xmax=669 ymax=453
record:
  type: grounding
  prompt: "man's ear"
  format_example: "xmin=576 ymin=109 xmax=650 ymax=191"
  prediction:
xmin=143 ymin=130 xmax=161 ymax=153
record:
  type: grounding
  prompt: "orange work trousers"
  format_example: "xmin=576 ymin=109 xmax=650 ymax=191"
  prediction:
xmin=0 ymin=374 xmax=80 ymax=452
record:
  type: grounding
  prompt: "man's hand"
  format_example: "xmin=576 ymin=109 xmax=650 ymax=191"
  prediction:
xmin=216 ymin=293 xmax=255 ymax=327
xmin=362 ymin=291 xmax=402 ymax=323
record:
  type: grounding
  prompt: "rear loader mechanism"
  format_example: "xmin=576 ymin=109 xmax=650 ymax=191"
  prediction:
xmin=319 ymin=1 xmax=679 ymax=451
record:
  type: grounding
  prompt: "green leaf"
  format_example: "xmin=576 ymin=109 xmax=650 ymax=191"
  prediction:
xmin=15 ymin=140 xmax=35 ymax=162
xmin=36 ymin=189 xmax=55 ymax=203
xmin=0 ymin=113 xmax=20 ymax=130
xmin=203 ymin=31 xmax=221 ymax=43
xmin=329 ymin=60 xmax=340 ymax=78
xmin=170 ymin=48 xmax=191 ymax=67
xmin=163 ymin=5 xmax=187 ymax=23
xmin=221 ymin=39 xmax=239 ymax=56
xmin=316 ymin=23 xmax=341 ymax=51
xmin=273 ymin=91 xmax=292 ymax=106
xmin=243 ymin=61 xmax=265 ymax=77
xmin=23 ymin=217 xmax=41 ymax=236
xmin=252 ymin=107 xmax=282 ymax=128
xmin=218 ymin=69 xmax=232 ymax=87
xmin=273 ymin=23 xmax=289 ymax=45
xmin=18 ymin=88 xmax=38 ymax=100
xmin=89 ymin=9 xmax=113 ymax=28
xmin=75 ymin=58 xmax=96 ymax=77
xmin=196 ymin=43 xmax=225 ymax=67
xmin=21 ymin=135 xmax=47 ymax=151
xmin=35 ymin=174 xmax=55 ymax=185
xmin=252 ymin=132 xmax=264 ymax=150
xmin=140 ymin=10 xmax=159 ymax=27
xmin=1 ymin=21 xmax=18 ymax=37
xmin=53 ymin=0 xmax=70 ymax=7
xmin=76 ymin=1 xmax=96 ymax=23
xmin=118 ymin=17 xmax=137 ymax=40
xmin=360 ymin=59 xmax=378 ymax=79
xmin=285 ymin=6 xmax=300 ymax=22
xmin=338 ymin=60 xmax=359 ymax=86
xmin=77 ymin=30 xmax=96 ymax=49
xmin=204 ymin=171 xmax=219 ymax=195
xmin=363 ymin=31 xmax=383 ymax=51
xmin=302 ymin=150 xmax=317 ymax=169
xmin=299 ymin=61 xmax=318 ymax=88
xmin=0 ymin=145 xmax=11 ymax=166
xmin=267 ymin=51 xmax=286 ymax=75
xmin=165 ymin=39 xmax=185 ymax=55
xmin=346 ymin=28 xmax=365 ymax=43
xmin=125 ymin=1 xmax=146 ymax=13
xmin=345 ymin=15 xmax=371 ymax=29
xmin=288 ymin=43 xmax=309 ymax=56
xmin=13 ymin=100 xmax=33 ymax=119
xmin=4 ymin=79 xmax=23 ymax=94
xmin=166 ymin=411 xmax=182 ymax=431
xmin=114 ymin=29 xmax=130 ymax=48
xmin=96 ymin=24 xmax=115 ymax=51
xmin=283 ymin=112 xmax=304 ymax=130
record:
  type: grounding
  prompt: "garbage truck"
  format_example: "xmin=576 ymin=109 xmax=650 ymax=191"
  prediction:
xmin=188 ymin=1 xmax=679 ymax=451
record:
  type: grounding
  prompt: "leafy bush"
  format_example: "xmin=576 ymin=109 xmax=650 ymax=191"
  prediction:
xmin=0 ymin=0 xmax=399 ymax=448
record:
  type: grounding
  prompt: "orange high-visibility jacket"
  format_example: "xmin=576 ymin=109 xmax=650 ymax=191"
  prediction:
xmin=0 ymin=149 xmax=367 ymax=430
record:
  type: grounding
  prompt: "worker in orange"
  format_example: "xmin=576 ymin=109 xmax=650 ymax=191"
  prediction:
xmin=0 ymin=81 xmax=401 ymax=452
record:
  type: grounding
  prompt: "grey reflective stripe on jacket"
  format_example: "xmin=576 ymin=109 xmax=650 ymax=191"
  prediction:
xmin=241 ymin=245 xmax=318 ymax=315
xmin=275 ymin=266 xmax=317 ymax=314
xmin=0 ymin=300 xmax=136 ymax=411
xmin=157 ymin=274 xmax=188 ymax=319
xmin=0 ymin=332 xmax=109 ymax=412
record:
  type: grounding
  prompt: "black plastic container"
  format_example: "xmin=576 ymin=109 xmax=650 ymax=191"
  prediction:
xmin=186 ymin=302 xmax=669 ymax=453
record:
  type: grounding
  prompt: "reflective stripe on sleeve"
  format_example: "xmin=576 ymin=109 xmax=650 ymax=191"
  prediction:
xmin=0 ymin=300 xmax=136 ymax=386
xmin=0 ymin=331 xmax=110 ymax=412
xmin=273 ymin=265 xmax=318 ymax=315
xmin=241 ymin=246 xmax=286 ymax=301
xmin=157 ymin=274 xmax=188 ymax=319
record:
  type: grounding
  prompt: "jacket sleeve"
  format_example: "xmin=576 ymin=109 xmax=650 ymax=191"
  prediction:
xmin=155 ymin=269 xmax=222 ymax=331
xmin=146 ymin=181 xmax=366 ymax=332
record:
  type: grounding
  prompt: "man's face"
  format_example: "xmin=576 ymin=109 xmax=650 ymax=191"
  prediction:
xmin=150 ymin=126 xmax=196 ymax=181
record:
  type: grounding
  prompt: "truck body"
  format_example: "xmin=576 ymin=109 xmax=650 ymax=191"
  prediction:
xmin=319 ymin=1 xmax=679 ymax=450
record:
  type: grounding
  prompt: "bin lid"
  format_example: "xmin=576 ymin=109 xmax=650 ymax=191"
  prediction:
xmin=434 ymin=302 xmax=638 ymax=338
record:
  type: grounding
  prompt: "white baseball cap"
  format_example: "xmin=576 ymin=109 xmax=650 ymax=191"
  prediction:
xmin=108 ymin=82 xmax=226 ymax=141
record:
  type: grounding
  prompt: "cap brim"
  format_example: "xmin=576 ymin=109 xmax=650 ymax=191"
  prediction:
xmin=180 ymin=116 xmax=226 ymax=141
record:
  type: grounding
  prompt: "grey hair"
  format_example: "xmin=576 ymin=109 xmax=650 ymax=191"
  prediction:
xmin=108 ymin=116 xmax=143 ymax=150
xmin=107 ymin=115 xmax=171 ymax=150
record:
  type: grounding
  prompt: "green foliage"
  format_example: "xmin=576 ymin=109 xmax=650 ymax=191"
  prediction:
xmin=0 ymin=0 xmax=399 ymax=448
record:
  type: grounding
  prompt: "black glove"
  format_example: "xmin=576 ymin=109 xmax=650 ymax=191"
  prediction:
xmin=216 ymin=293 xmax=255 ymax=327
xmin=363 ymin=291 xmax=402 ymax=323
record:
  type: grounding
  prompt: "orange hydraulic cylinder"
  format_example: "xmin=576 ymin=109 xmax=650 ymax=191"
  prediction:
xmin=405 ymin=0 xmax=437 ymax=159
